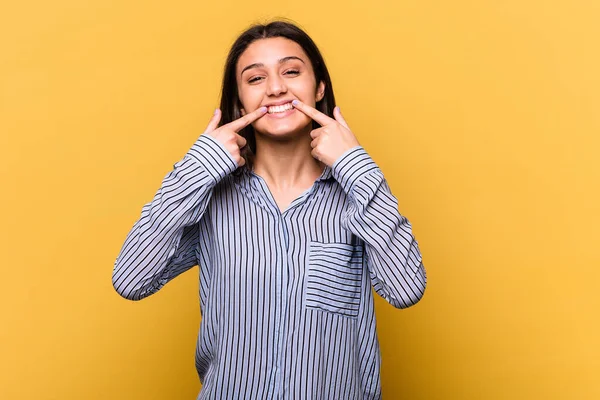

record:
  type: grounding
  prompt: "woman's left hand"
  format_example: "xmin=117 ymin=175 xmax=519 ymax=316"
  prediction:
xmin=292 ymin=100 xmax=360 ymax=167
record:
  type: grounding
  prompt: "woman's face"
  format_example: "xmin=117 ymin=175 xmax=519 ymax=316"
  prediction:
xmin=236 ymin=37 xmax=325 ymax=138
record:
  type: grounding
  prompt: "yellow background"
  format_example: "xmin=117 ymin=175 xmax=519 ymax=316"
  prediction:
xmin=1 ymin=0 xmax=598 ymax=399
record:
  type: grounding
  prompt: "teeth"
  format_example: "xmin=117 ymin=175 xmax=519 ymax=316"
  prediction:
xmin=267 ymin=102 xmax=293 ymax=114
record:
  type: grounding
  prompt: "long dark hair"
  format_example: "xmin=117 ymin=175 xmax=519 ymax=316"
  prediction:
xmin=218 ymin=19 xmax=336 ymax=172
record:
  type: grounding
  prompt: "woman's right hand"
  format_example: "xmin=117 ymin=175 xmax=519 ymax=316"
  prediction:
xmin=202 ymin=107 xmax=267 ymax=167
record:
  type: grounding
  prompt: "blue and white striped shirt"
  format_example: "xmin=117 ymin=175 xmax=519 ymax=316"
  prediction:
xmin=112 ymin=133 xmax=427 ymax=399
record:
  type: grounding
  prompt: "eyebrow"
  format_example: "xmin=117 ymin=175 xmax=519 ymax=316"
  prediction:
xmin=240 ymin=56 xmax=305 ymax=77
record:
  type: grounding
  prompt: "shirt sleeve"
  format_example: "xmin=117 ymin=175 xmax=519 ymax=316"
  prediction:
xmin=112 ymin=134 xmax=238 ymax=301
xmin=331 ymin=146 xmax=427 ymax=309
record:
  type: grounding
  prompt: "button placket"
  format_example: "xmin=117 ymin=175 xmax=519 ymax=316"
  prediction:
xmin=273 ymin=214 xmax=289 ymax=395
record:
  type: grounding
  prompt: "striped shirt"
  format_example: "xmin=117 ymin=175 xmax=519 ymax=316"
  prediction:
xmin=112 ymin=133 xmax=427 ymax=399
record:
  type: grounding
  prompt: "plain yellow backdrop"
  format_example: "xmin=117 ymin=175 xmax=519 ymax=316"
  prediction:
xmin=1 ymin=0 xmax=598 ymax=399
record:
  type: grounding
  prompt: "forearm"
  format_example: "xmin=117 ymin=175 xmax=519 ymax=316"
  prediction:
xmin=332 ymin=146 xmax=427 ymax=308
xmin=112 ymin=134 xmax=237 ymax=300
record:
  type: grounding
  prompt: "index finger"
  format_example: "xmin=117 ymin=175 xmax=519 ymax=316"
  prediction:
xmin=292 ymin=100 xmax=335 ymax=126
xmin=226 ymin=106 xmax=268 ymax=132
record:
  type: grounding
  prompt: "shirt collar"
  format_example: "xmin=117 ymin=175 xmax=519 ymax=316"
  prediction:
xmin=241 ymin=164 xmax=334 ymax=183
xmin=317 ymin=165 xmax=334 ymax=181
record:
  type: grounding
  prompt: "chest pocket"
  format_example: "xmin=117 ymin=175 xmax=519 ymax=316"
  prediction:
xmin=304 ymin=241 xmax=364 ymax=318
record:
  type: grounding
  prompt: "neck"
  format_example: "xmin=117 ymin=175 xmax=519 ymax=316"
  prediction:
xmin=252 ymin=127 xmax=325 ymax=190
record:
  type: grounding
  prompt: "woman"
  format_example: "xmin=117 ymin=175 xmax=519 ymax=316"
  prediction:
xmin=112 ymin=20 xmax=427 ymax=399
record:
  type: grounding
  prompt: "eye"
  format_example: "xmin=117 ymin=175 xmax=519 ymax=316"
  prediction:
xmin=248 ymin=76 xmax=264 ymax=84
xmin=285 ymin=69 xmax=300 ymax=76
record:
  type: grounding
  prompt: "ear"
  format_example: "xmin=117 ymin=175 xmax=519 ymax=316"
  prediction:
xmin=315 ymin=81 xmax=325 ymax=102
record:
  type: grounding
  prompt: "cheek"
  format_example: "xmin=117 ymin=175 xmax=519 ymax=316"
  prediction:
xmin=290 ymin=80 xmax=319 ymax=104
xmin=241 ymin=90 xmax=265 ymax=110
xmin=238 ymin=86 xmax=255 ymax=105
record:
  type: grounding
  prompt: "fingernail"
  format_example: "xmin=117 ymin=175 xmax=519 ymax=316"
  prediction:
xmin=214 ymin=108 xmax=219 ymax=115
xmin=260 ymin=106 xmax=267 ymax=113
xmin=292 ymin=100 xmax=299 ymax=106
xmin=335 ymin=106 xmax=340 ymax=113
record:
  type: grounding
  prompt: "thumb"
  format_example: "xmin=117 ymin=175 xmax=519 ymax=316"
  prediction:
xmin=333 ymin=106 xmax=349 ymax=129
xmin=204 ymin=108 xmax=222 ymax=134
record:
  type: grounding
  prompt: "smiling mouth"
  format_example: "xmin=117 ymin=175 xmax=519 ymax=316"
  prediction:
xmin=266 ymin=102 xmax=293 ymax=114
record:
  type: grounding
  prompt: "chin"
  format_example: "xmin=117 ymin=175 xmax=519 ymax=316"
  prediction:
xmin=254 ymin=114 xmax=312 ymax=138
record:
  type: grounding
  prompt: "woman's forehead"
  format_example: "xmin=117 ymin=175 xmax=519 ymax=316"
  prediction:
xmin=237 ymin=37 xmax=310 ymax=74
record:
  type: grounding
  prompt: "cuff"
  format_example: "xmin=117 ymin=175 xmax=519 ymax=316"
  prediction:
xmin=331 ymin=146 xmax=380 ymax=194
xmin=185 ymin=134 xmax=238 ymax=182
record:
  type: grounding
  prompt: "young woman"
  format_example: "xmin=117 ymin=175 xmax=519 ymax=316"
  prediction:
xmin=112 ymin=20 xmax=427 ymax=399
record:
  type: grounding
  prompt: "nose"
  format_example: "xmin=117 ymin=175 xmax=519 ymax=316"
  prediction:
xmin=266 ymin=74 xmax=287 ymax=97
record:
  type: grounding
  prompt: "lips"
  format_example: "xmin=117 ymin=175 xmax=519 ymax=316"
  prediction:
xmin=263 ymin=99 xmax=295 ymax=107
xmin=266 ymin=102 xmax=293 ymax=114
xmin=265 ymin=105 xmax=295 ymax=119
